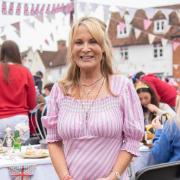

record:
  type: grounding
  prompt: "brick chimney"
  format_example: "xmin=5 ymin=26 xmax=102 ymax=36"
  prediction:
xmin=57 ymin=40 xmax=66 ymax=51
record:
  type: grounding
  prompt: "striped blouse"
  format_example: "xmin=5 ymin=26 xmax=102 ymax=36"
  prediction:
xmin=42 ymin=75 xmax=144 ymax=180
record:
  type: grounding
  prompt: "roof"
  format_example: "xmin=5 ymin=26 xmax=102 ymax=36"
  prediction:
xmin=37 ymin=48 xmax=67 ymax=68
xmin=108 ymin=6 xmax=180 ymax=47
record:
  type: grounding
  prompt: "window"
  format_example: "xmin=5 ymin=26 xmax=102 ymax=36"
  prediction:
xmin=153 ymin=44 xmax=163 ymax=58
xmin=120 ymin=47 xmax=128 ymax=60
xmin=117 ymin=24 xmax=130 ymax=38
xmin=154 ymin=20 xmax=167 ymax=33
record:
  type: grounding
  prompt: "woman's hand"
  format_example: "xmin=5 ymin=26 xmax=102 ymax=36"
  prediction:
xmin=62 ymin=175 xmax=74 ymax=180
xmin=146 ymin=104 xmax=159 ymax=113
xmin=151 ymin=116 xmax=163 ymax=130
xmin=96 ymin=173 xmax=118 ymax=180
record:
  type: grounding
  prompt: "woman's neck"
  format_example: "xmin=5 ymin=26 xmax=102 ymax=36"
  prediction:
xmin=79 ymin=70 xmax=103 ymax=85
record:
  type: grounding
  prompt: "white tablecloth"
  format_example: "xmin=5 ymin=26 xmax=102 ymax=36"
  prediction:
xmin=130 ymin=145 xmax=151 ymax=180
xmin=0 ymin=146 xmax=59 ymax=180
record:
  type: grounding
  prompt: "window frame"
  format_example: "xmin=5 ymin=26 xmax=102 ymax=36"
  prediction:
xmin=120 ymin=46 xmax=129 ymax=60
xmin=153 ymin=44 xmax=164 ymax=59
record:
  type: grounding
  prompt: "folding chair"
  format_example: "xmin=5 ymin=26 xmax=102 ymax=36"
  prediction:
xmin=135 ymin=161 xmax=180 ymax=180
xmin=29 ymin=104 xmax=47 ymax=145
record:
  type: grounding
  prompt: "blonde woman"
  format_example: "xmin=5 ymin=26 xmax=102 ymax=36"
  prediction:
xmin=149 ymin=94 xmax=180 ymax=164
xmin=42 ymin=17 xmax=144 ymax=180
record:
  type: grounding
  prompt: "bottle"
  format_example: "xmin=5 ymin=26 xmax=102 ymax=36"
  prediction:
xmin=13 ymin=130 xmax=21 ymax=150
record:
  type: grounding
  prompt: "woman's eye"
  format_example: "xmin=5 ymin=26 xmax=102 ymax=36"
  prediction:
xmin=74 ymin=41 xmax=82 ymax=45
xmin=89 ymin=39 xmax=97 ymax=44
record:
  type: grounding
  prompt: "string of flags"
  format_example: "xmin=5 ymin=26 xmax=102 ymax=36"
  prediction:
xmin=1 ymin=1 xmax=73 ymax=16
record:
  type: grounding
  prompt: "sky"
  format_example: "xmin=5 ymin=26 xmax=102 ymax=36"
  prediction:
xmin=77 ymin=0 xmax=180 ymax=8
xmin=0 ymin=0 xmax=180 ymax=51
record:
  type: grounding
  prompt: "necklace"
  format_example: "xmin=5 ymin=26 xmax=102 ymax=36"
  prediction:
xmin=80 ymin=76 xmax=103 ymax=87
xmin=79 ymin=78 xmax=105 ymax=124
xmin=80 ymin=78 xmax=103 ymax=98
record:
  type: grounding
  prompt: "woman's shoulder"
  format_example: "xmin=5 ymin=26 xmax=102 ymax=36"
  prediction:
xmin=51 ymin=82 xmax=64 ymax=98
xmin=110 ymin=74 xmax=132 ymax=93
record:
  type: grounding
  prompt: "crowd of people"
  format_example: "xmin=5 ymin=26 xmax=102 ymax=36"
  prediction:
xmin=0 ymin=16 xmax=180 ymax=180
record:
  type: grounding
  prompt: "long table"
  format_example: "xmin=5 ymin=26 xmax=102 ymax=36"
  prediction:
xmin=0 ymin=146 xmax=59 ymax=180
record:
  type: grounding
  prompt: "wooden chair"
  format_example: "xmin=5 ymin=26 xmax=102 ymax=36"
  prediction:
xmin=135 ymin=161 xmax=180 ymax=180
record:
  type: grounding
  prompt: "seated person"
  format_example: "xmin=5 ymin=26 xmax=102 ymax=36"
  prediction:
xmin=148 ymin=94 xmax=180 ymax=164
xmin=136 ymin=82 xmax=176 ymax=126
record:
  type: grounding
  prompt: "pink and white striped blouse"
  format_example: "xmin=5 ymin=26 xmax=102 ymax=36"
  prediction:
xmin=42 ymin=75 xmax=144 ymax=180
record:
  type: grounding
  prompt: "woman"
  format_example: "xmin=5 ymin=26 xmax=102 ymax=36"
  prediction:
xmin=0 ymin=40 xmax=36 ymax=142
xmin=42 ymin=17 xmax=144 ymax=180
xmin=136 ymin=83 xmax=176 ymax=126
xmin=148 ymin=94 xmax=180 ymax=164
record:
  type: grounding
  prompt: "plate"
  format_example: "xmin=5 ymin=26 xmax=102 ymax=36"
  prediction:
xmin=139 ymin=145 xmax=150 ymax=152
xmin=21 ymin=149 xmax=49 ymax=159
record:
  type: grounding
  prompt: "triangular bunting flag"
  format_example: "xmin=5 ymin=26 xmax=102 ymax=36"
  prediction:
xmin=15 ymin=30 xmax=21 ymax=38
xmin=148 ymin=34 xmax=155 ymax=44
xmin=164 ymin=24 xmax=171 ymax=33
xmin=44 ymin=39 xmax=49 ymax=46
xmin=173 ymin=41 xmax=180 ymax=51
xmin=161 ymin=38 xmax=168 ymax=47
xmin=134 ymin=28 xmax=141 ymax=39
xmin=1 ymin=35 xmax=7 ymax=41
xmin=143 ymin=19 xmax=152 ymax=30
xmin=117 ymin=22 xmax=125 ymax=31
xmin=16 ymin=3 xmax=21 ymax=16
xmin=173 ymin=64 xmax=178 ymax=70
xmin=0 ymin=27 xmax=5 ymax=34
xmin=8 ymin=2 xmax=14 ymax=15
xmin=50 ymin=33 xmax=54 ymax=41
xmin=24 ymin=19 xmax=35 ymax=29
xmin=176 ymin=10 xmax=180 ymax=21
xmin=34 ymin=15 xmax=44 ymax=23
xmin=11 ymin=22 xmax=20 ymax=32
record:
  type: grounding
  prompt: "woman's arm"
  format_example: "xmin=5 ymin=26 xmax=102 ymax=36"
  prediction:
xmin=48 ymin=142 xmax=73 ymax=180
xmin=151 ymin=121 xmax=171 ymax=163
xmin=107 ymin=151 xmax=133 ymax=180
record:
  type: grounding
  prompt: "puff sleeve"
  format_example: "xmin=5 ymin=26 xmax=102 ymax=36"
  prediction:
xmin=120 ymin=80 xmax=144 ymax=156
xmin=41 ymin=83 xmax=63 ymax=143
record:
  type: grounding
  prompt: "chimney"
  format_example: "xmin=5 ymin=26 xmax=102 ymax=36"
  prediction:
xmin=57 ymin=40 xmax=66 ymax=51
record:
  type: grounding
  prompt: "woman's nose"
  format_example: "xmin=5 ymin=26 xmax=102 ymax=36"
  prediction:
xmin=82 ymin=42 xmax=90 ymax=52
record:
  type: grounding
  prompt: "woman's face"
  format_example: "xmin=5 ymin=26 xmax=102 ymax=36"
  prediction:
xmin=138 ymin=92 xmax=151 ymax=107
xmin=72 ymin=25 xmax=104 ymax=71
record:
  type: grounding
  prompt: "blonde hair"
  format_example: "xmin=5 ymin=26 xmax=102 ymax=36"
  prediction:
xmin=60 ymin=17 xmax=114 ymax=95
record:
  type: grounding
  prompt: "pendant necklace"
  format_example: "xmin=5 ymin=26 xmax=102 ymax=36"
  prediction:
xmin=79 ymin=78 xmax=105 ymax=123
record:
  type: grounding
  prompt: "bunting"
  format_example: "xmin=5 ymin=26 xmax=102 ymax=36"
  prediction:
xmin=117 ymin=22 xmax=126 ymax=31
xmin=134 ymin=28 xmax=141 ymax=39
xmin=161 ymin=38 xmax=168 ymax=47
xmin=1 ymin=1 xmax=73 ymax=16
xmin=143 ymin=19 xmax=152 ymax=30
xmin=148 ymin=34 xmax=155 ymax=44
xmin=172 ymin=41 xmax=180 ymax=51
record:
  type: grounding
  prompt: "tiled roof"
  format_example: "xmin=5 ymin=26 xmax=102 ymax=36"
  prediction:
xmin=37 ymin=48 xmax=67 ymax=68
xmin=108 ymin=6 xmax=180 ymax=47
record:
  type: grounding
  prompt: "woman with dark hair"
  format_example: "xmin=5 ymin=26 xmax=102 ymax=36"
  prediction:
xmin=0 ymin=40 xmax=36 ymax=142
xmin=136 ymin=83 xmax=176 ymax=125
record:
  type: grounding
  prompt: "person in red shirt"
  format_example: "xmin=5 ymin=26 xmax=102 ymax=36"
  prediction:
xmin=134 ymin=71 xmax=177 ymax=108
xmin=0 ymin=40 xmax=36 ymax=142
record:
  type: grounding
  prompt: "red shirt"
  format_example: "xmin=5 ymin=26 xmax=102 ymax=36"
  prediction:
xmin=141 ymin=74 xmax=177 ymax=107
xmin=0 ymin=64 xmax=36 ymax=118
